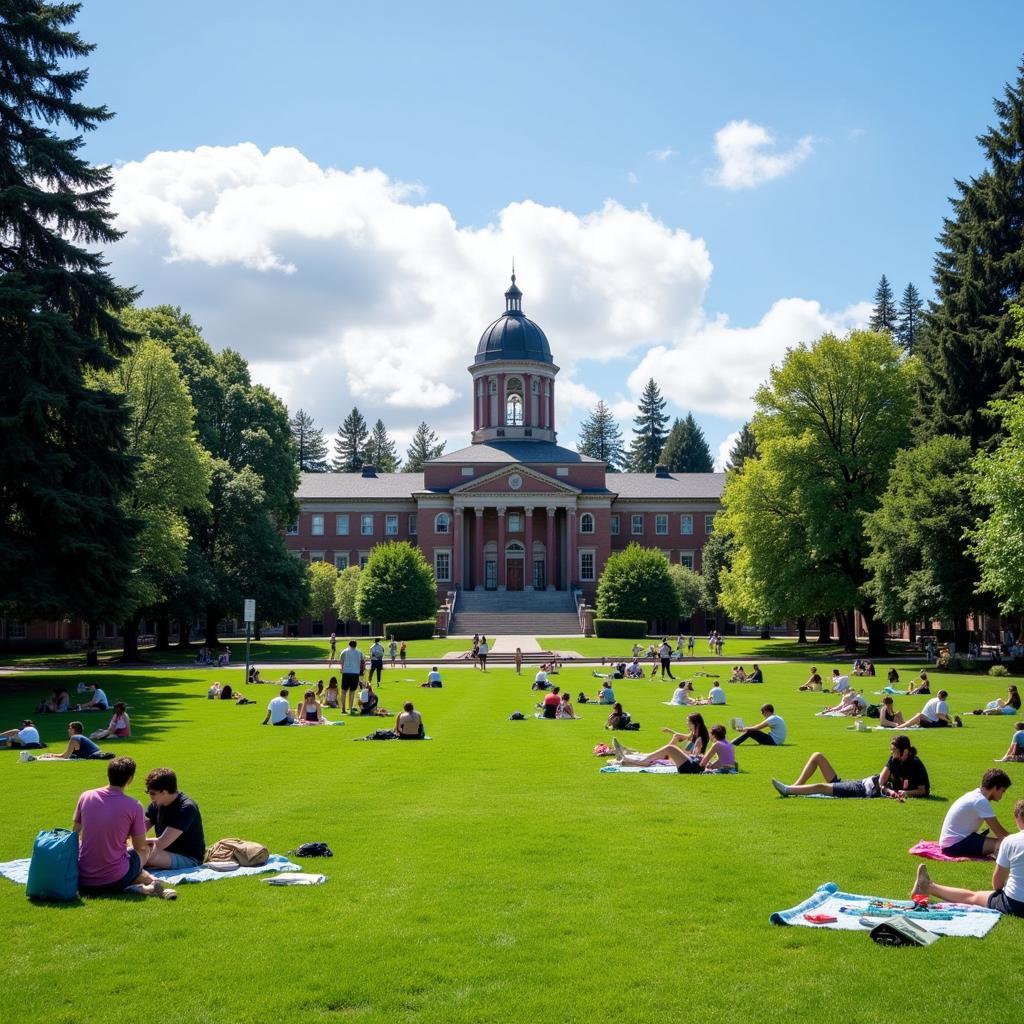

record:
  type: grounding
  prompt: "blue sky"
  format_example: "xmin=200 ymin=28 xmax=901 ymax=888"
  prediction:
xmin=74 ymin=1 xmax=1024 ymax=464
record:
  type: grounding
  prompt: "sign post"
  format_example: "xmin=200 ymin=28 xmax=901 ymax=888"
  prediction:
xmin=243 ymin=599 xmax=255 ymax=688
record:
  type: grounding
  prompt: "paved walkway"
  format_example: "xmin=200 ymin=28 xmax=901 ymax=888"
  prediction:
xmin=489 ymin=635 xmax=543 ymax=654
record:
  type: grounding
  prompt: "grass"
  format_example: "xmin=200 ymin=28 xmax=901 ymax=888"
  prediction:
xmin=1 ymin=659 xmax=1020 ymax=1024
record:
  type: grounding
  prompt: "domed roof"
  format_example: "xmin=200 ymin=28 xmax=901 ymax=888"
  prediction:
xmin=474 ymin=272 xmax=553 ymax=365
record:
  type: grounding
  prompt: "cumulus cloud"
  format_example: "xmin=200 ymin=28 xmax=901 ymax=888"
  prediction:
xmin=715 ymin=431 xmax=740 ymax=472
xmin=709 ymin=120 xmax=813 ymax=190
xmin=107 ymin=143 xmax=712 ymax=450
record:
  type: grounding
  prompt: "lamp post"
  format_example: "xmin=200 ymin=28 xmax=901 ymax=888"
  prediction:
xmin=243 ymin=598 xmax=255 ymax=688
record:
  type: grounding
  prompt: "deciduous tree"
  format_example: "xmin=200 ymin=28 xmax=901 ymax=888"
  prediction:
xmin=355 ymin=541 xmax=437 ymax=625
xmin=596 ymin=544 xmax=679 ymax=625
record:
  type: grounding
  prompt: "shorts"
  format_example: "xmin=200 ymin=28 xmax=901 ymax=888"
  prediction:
xmin=941 ymin=832 xmax=988 ymax=857
xmin=397 ymin=733 xmax=423 ymax=740
xmin=341 ymin=673 xmax=360 ymax=692
xmin=920 ymin=718 xmax=950 ymax=728
xmin=988 ymin=889 xmax=1024 ymax=916
xmin=165 ymin=852 xmax=201 ymax=870
xmin=272 ymin=717 xmax=293 ymax=726
xmin=831 ymin=778 xmax=875 ymax=799
xmin=80 ymin=848 xmax=142 ymax=894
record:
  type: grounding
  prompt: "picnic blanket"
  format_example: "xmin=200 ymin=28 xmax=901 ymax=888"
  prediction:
xmin=600 ymin=763 xmax=738 ymax=775
xmin=0 ymin=853 xmax=300 ymax=888
xmin=533 ymin=713 xmax=579 ymax=720
xmin=875 ymin=689 xmax=908 ymax=696
xmin=770 ymin=882 xmax=1000 ymax=937
xmin=816 ymin=710 xmax=855 ymax=718
xmin=909 ymin=840 xmax=994 ymax=863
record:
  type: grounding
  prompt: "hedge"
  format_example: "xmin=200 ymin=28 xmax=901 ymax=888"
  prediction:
xmin=594 ymin=618 xmax=648 ymax=639
xmin=382 ymin=619 xmax=436 ymax=641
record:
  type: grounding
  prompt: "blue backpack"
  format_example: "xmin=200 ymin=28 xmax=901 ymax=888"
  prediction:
xmin=26 ymin=828 xmax=79 ymax=901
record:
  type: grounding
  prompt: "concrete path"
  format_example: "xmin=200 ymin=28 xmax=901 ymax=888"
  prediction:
xmin=489 ymin=635 xmax=543 ymax=653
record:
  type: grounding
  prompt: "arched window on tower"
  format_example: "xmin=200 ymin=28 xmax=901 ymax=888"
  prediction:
xmin=506 ymin=377 xmax=524 ymax=426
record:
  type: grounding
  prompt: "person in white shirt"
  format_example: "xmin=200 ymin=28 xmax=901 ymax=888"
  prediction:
xmin=77 ymin=685 xmax=109 ymax=712
xmin=915 ymin=795 xmax=1024 ymax=916
xmin=937 ymin=769 xmax=1013 ymax=857
xmin=422 ymin=667 xmax=443 ymax=688
xmin=367 ymin=638 xmax=385 ymax=684
xmin=624 ymin=659 xmax=644 ymax=679
xmin=1 ymin=719 xmax=42 ymax=748
xmin=733 ymin=704 xmax=786 ymax=746
xmin=339 ymin=640 xmax=365 ymax=713
xmin=707 ymin=683 xmax=727 ymax=705
xmin=532 ymin=668 xmax=550 ymax=690
xmin=670 ymin=683 xmax=692 ymax=706
xmin=904 ymin=689 xmax=961 ymax=729
xmin=262 ymin=690 xmax=295 ymax=726
xmin=829 ymin=671 xmax=850 ymax=694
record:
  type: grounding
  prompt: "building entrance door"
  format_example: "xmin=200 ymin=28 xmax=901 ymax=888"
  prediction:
xmin=533 ymin=559 xmax=546 ymax=590
xmin=506 ymin=560 xmax=524 ymax=591
xmin=485 ymin=560 xmax=497 ymax=590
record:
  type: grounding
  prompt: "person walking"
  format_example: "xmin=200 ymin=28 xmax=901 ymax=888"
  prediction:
xmin=514 ymin=647 xmax=523 ymax=675
xmin=368 ymin=637 xmax=385 ymax=686
xmin=328 ymin=632 xmax=337 ymax=668
xmin=659 ymin=638 xmax=676 ymax=680
xmin=479 ymin=636 xmax=490 ymax=672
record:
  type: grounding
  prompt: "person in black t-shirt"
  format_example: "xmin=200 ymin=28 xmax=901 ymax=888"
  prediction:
xmin=143 ymin=767 xmax=206 ymax=869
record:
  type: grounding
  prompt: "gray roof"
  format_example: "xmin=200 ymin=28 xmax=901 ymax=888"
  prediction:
xmin=429 ymin=440 xmax=602 ymax=465
xmin=297 ymin=472 xmax=424 ymax=500
xmin=606 ymin=472 xmax=725 ymax=500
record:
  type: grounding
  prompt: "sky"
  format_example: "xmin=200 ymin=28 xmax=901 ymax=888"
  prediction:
xmin=72 ymin=0 xmax=1024 ymax=468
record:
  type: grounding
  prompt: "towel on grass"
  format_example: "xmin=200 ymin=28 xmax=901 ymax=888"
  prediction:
xmin=909 ymin=840 xmax=995 ymax=863
xmin=875 ymin=689 xmax=908 ymax=696
xmin=0 ymin=853 xmax=300 ymax=888
xmin=533 ymin=713 xmax=579 ymax=720
xmin=816 ymin=711 xmax=854 ymax=718
xmin=770 ymin=882 xmax=1000 ymax=937
xmin=263 ymin=872 xmax=326 ymax=885
xmin=600 ymin=763 xmax=679 ymax=774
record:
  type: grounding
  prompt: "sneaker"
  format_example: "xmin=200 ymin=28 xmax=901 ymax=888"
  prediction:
xmin=149 ymin=879 xmax=177 ymax=900
xmin=19 ymin=751 xmax=36 ymax=762
xmin=954 ymin=715 xmax=963 ymax=728
xmin=729 ymin=717 xmax=738 ymax=731
xmin=771 ymin=778 xmax=789 ymax=798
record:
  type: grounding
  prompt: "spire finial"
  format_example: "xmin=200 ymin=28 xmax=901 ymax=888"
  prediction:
xmin=511 ymin=257 xmax=516 ymax=285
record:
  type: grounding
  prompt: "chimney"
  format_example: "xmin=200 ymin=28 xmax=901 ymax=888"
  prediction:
xmin=361 ymin=465 xmax=377 ymax=478
xmin=654 ymin=464 xmax=670 ymax=478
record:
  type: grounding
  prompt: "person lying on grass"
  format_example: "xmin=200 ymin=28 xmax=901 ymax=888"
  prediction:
xmin=592 ymin=664 xmax=625 ymax=682
xmin=37 ymin=721 xmax=103 ymax=759
xmin=799 ymin=668 xmax=823 ymax=692
xmin=732 ymin=704 xmax=786 ymax=746
xmin=143 ymin=767 xmax=206 ymax=871
xmin=903 ymin=690 xmax=961 ymax=729
xmin=0 ymin=719 xmax=41 ymax=748
xmin=611 ymin=722 xmax=736 ymax=774
xmin=995 ymin=722 xmax=1024 ymax=763
xmin=771 ymin=734 xmax=929 ymax=799
xmin=395 ymin=702 xmax=425 ymax=739
xmin=939 ymin=768 xmax=1013 ymax=858
xmin=913 ymin=798 xmax=1024 ymax=918
xmin=90 ymin=702 xmax=130 ymax=740
xmin=821 ymin=690 xmax=868 ymax=716
xmin=297 ymin=690 xmax=325 ymax=724
xmin=973 ymin=685 xmax=1021 ymax=716
xmin=217 ymin=684 xmax=254 ymax=705
xmin=878 ymin=696 xmax=905 ymax=728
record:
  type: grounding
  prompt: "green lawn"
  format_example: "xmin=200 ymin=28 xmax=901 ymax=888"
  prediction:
xmin=0 ymin=660 xmax=1019 ymax=1024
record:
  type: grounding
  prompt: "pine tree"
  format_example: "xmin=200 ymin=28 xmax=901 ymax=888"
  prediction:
xmin=627 ymin=377 xmax=669 ymax=471
xmin=896 ymin=283 xmax=924 ymax=354
xmin=332 ymin=408 xmax=369 ymax=472
xmin=363 ymin=418 xmax=400 ymax=472
xmin=660 ymin=413 xmax=714 ymax=472
xmin=404 ymin=421 xmax=446 ymax=471
xmin=0 ymin=2 xmax=140 ymax=627
xmin=916 ymin=61 xmax=1024 ymax=447
xmin=577 ymin=400 xmax=626 ymax=470
xmin=869 ymin=274 xmax=898 ymax=334
xmin=290 ymin=409 xmax=329 ymax=472
xmin=725 ymin=422 xmax=759 ymax=471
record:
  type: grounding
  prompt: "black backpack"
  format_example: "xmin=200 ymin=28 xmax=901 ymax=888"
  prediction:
xmin=508 ymin=712 xmax=526 ymax=720
xmin=291 ymin=842 xmax=333 ymax=858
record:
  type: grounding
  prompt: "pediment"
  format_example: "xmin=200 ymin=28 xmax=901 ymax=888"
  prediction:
xmin=451 ymin=464 xmax=580 ymax=496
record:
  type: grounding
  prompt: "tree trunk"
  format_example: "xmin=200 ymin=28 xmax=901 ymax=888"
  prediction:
xmin=205 ymin=609 xmax=220 ymax=647
xmin=155 ymin=616 xmax=170 ymax=650
xmin=760 ymin=623 xmax=770 ymax=640
xmin=254 ymin=623 xmax=262 ymax=641
xmin=863 ymin=604 xmax=889 ymax=659
xmin=907 ymin=620 xmax=917 ymax=645
xmin=86 ymin=621 xmax=99 ymax=667
xmin=842 ymin=609 xmax=858 ymax=654
xmin=177 ymin=618 xmax=191 ymax=650
xmin=120 ymin=614 xmax=141 ymax=662
xmin=833 ymin=612 xmax=846 ymax=646
xmin=816 ymin=615 xmax=832 ymax=644
xmin=797 ymin=617 xmax=807 ymax=644
xmin=954 ymin=618 xmax=969 ymax=656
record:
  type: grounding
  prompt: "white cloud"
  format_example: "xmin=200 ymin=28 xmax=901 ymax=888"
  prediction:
xmin=627 ymin=171 xmax=639 ymax=185
xmin=647 ymin=146 xmax=676 ymax=162
xmin=709 ymin=120 xmax=813 ymax=190
xmin=628 ymin=298 xmax=872 ymax=420
xmin=716 ymin=431 xmax=740 ymax=472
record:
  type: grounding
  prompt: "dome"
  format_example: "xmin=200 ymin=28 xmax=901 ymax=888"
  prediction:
xmin=474 ymin=273 xmax=553 ymax=365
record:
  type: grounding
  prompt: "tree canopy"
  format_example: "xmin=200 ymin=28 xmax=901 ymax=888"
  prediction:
xmin=355 ymin=541 xmax=437 ymax=624
xmin=290 ymin=409 xmax=329 ymax=472
xmin=404 ymin=422 xmax=446 ymax=472
xmin=660 ymin=413 xmax=714 ymax=473
xmin=627 ymin=378 xmax=669 ymax=472
xmin=577 ymin=400 xmax=626 ymax=470
xmin=364 ymin=418 xmax=400 ymax=472
xmin=333 ymin=408 xmax=369 ymax=472
xmin=307 ymin=560 xmax=339 ymax=626
xmin=596 ymin=543 xmax=679 ymax=624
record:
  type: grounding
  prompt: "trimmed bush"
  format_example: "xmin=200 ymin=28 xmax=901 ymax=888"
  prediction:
xmin=989 ymin=664 xmax=1011 ymax=677
xmin=383 ymin=619 xmax=436 ymax=641
xmin=356 ymin=541 xmax=437 ymax=625
xmin=594 ymin=618 xmax=648 ymax=638
xmin=596 ymin=544 xmax=679 ymax=623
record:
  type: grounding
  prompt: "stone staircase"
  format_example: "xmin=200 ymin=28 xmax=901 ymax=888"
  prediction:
xmin=449 ymin=590 xmax=580 ymax=636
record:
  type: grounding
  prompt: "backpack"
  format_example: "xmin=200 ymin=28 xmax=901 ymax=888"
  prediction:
xmin=368 ymin=729 xmax=397 ymax=740
xmin=26 ymin=827 xmax=79 ymax=901
xmin=865 ymin=704 xmax=881 ymax=719
xmin=205 ymin=838 xmax=269 ymax=867
xmin=508 ymin=712 xmax=526 ymax=720
xmin=291 ymin=842 xmax=333 ymax=858
xmin=623 ymin=721 xmax=641 ymax=731
xmin=867 ymin=915 xmax=939 ymax=947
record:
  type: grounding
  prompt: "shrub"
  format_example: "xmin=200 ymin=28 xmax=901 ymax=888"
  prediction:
xmin=594 ymin=618 xmax=648 ymax=638
xmin=382 ymin=619 xmax=436 ymax=641
xmin=989 ymin=664 xmax=1011 ymax=677
xmin=596 ymin=544 xmax=679 ymax=623
xmin=356 ymin=541 xmax=437 ymax=625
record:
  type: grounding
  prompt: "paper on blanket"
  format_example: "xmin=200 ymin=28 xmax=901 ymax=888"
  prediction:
xmin=874 ymin=689 xmax=908 ymax=696
xmin=264 ymin=872 xmax=326 ymax=885
xmin=909 ymin=840 xmax=994 ymax=863
xmin=816 ymin=710 xmax=853 ymax=718
xmin=770 ymin=882 xmax=1000 ymax=938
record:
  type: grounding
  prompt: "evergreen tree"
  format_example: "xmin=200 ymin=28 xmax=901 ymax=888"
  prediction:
xmin=896 ymin=283 xmax=924 ymax=354
xmin=404 ymin=421 xmax=446 ymax=472
xmin=332 ymin=407 xmax=369 ymax=472
xmin=290 ymin=409 xmax=329 ymax=472
xmin=577 ymin=400 xmax=626 ymax=470
xmin=627 ymin=378 xmax=669 ymax=471
xmin=0 ymin=2 xmax=140 ymax=632
xmin=916 ymin=61 xmax=1024 ymax=448
xmin=725 ymin=422 xmax=759 ymax=471
xmin=660 ymin=413 xmax=714 ymax=473
xmin=363 ymin=418 xmax=400 ymax=472
xmin=869 ymin=274 xmax=898 ymax=333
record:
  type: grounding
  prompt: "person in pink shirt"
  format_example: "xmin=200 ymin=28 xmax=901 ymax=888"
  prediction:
xmin=72 ymin=756 xmax=176 ymax=900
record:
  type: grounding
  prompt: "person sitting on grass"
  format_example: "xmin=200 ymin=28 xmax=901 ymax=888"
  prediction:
xmin=771 ymin=734 xmax=930 ymax=799
xmin=262 ymin=690 xmax=295 ymax=726
xmin=35 ymin=688 xmax=70 ymax=714
xmin=908 ymin=671 xmax=931 ymax=695
xmin=913 ymin=798 xmax=1024 ymax=918
xmin=903 ymin=689 xmax=961 ymax=729
xmin=247 ymin=666 xmax=262 ymax=684
xmin=604 ymin=703 xmax=632 ymax=731
xmin=395 ymin=702 xmax=425 ymax=739
xmin=974 ymin=685 xmax=1021 ymax=716
xmin=75 ymin=684 xmax=109 ymax=712
xmin=422 ymin=667 xmax=443 ymax=688
xmin=532 ymin=668 xmax=551 ymax=691
xmin=938 ymin=768 xmax=1013 ymax=857
xmin=217 ymin=646 xmax=230 ymax=667
xmin=540 ymin=687 xmax=562 ymax=719
xmin=828 ymin=670 xmax=850 ymax=694
xmin=359 ymin=682 xmax=379 ymax=715
xmin=996 ymin=722 xmax=1024 ymax=763
xmin=90 ymin=702 xmax=130 ymax=741
xmin=799 ymin=668 xmax=823 ymax=692
xmin=732 ymin=705 xmax=786 ymax=746
xmin=0 ymin=719 xmax=42 ymax=749
xmin=37 ymin=721 xmax=103 ymax=760
xmin=748 ymin=664 xmax=764 ymax=684
xmin=323 ymin=677 xmax=340 ymax=708
xmin=73 ymin=756 xmax=174 ymax=900
xmin=624 ymin=659 xmax=645 ymax=680
xmin=556 ymin=692 xmax=579 ymax=719
xmin=611 ymin=721 xmax=736 ymax=774
xmin=886 ymin=667 xmax=900 ymax=688
xmin=878 ymin=695 xmax=905 ymax=728
xmin=297 ymin=689 xmax=325 ymax=725
xmin=821 ymin=690 xmax=868 ymax=716
xmin=697 ymin=681 xmax=727 ymax=706
xmin=730 ymin=665 xmax=747 ymax=682
xmin=669 ymin=681 xmax=695 ymax=706
xmin=143 ymin=767 xmax=206 ymax=871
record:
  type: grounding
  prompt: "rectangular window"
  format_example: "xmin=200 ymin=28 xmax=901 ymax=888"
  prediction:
xmin=579 ymin=550 xmax=595 ymax=581
xmin=610 ymin=514 xmax=620 ymax=536
xmin=385 ymin=514 xmax=398 ymax=536
xmin=286 ymin=521 xmax=299 ymax=536
xmin=309 ymin=551 xmax=324 ymax=563
xmin=680 ymin=514 xmax=693 ymax=535
xmin=335 ymin=553 xmax=350 ymax=570
xmin=507 ymin=513 xmax=521 ymax=533
xmin=461 ymin=467 xmax=474 ymax=477
xmin=335 ymin=514 xmax=349 ymax=536
xmin=7 ymin=620 xmax=26 ymax=640
xmin=434 ymin=550 xmax=451 ymax=582
xmin=679 ymin=551 xmax=694 ymax=570
xmin=705 ymin=514 xmax=715 ymax=534
xmin=556 ymin=467 xmax=569 ymax=477
xmin=655 ymin=514 xmax=668 ymax=535
xmin=361 ymin=514 xmax=374 ymax=536
xmin=358 ymin=552 xmax=369 ymax=570
xmin=631 ymin=514 xmax=644 ymax=535
xmin=408 ymin=514 xmax=417 ymax=535
xmin=311 ymin=514 xmax=324 ymax=536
